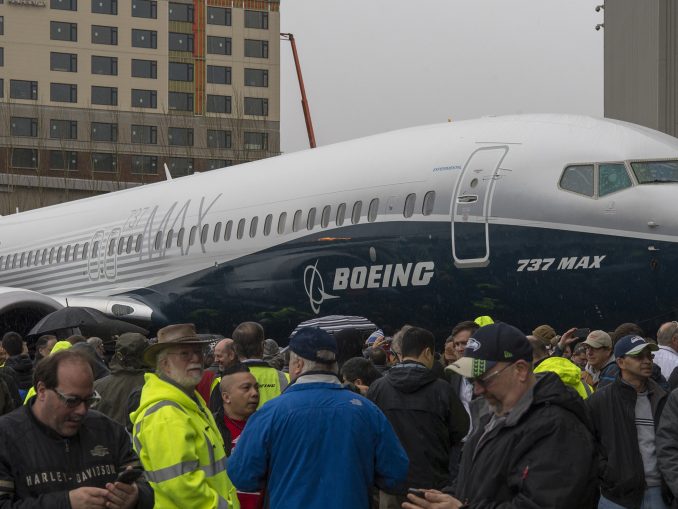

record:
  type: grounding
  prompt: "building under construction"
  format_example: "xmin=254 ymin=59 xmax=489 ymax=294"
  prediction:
xmin=0 ymin=0 xmax=280 ymax=215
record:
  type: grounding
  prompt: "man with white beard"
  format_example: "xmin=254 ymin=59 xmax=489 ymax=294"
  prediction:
xmin=131 ymin=324 xmax=240 ymax=509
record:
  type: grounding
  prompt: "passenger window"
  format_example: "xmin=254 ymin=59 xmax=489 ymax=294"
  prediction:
xmin=213 ymin=222 xmax=222 ymax=242
xmin=293 ymin=210 xmax=303 ymax=232
xmin=57 ymin=247 xmax=63 ymax=262
xmin=321 ymin=205 xmax=331 ymax=228
xmin=224 ymin=220 xmax=233 ymax=241
xmin=49 ymin=248 xmax=55 ymax=264
xmin=560 ymin=165 xmax=594 ymax=197
xmin=307 ymin=208 xmax=316 ymax=230
xmin=249 ymin=217 xmax=258 ymax=238
xmin=368 ymin=198 xmax=379 ymax=222
xmin=117 ymin=238 xmax=124 ymax=255
xmin=135 ymin=235 xmax=142 ymax=252
xmin=12 ymin=254 xmax=17 ymax=269
xmin=166 ymin=229 xmax=174 ymax=249
xmin=200 ymin=224 xmax=209 ymax=244
xmin=4 ymin=256 xmax=9 ymax=269
xmin=108 ymin=239 xmax=115 ymax=256
xmin=403 ymin=193 xmax=416 ymax=218
xmin=599 ymin=163 xmax=632 ymax=197
xmin=19 ymin=253 xmax=25 ymax=268
xmin=82 ymin=243 xmax=89 ymax=259
xmin=73 ymin=244 xmax=79 ymax=260
xmin=264 ymin=214 xmax=272 ymax=236
xmin=237 ymin=218 xmax=245 ymax=239
xmin=189 ymin=226 xmax=197 ymax=246
xmin=125 ymin=237 xmax=132 ymax=254
xmin=154 ymin=231 xmax=163 ymax=250
xmin=351 ymin=201 xmax=362 ymax=225
xmin=65 ymin=246 xmax=71 ymax=261
xmin=177 ymin=228 xmax=185 ymax=247
xmin=26 ymin=251 xmax=33 ymax=267
xmin=336 ymin=203 xmax=346 ymax=226
xmin=41 ymin=249 xmax=47 ymax=265
xmin=0 ymin=256 xmax=3 ymax=270
xmin=93 ymin=242 xmax=100 ymax=258
xmin=422 ymin=191 xmax=436 ymax=216
xmin=277 ymin=212 xmax=287 ymax=234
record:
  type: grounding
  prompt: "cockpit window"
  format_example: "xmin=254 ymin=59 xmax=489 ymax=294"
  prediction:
xmin=560 ymin=165 xmax=594 ymax=196
xmin=631 ymin=160 xmax=678 ymax=184
xmin=599 ymin=163 xmax=632 ymax=196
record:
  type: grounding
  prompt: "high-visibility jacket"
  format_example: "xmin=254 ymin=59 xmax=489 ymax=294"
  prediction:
xmin=242 ymin=360 xmax=289 ymax=409
xmin=130 ymin=373 xmax=240 ymax=509
xmin=534 ymin=356 xmax=593 ymax=399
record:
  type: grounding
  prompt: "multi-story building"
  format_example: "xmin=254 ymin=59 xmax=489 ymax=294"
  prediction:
xmin=0 ymin=0 xmax=280 ymax=214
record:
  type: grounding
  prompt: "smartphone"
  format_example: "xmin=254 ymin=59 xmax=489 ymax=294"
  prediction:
xmin=573 ymin=328 xmax=590 ymax=339
xmin=408 ymin=488 xmax=426 ymax=498
xmin=116 ymin=468 xmax=144 ymax=484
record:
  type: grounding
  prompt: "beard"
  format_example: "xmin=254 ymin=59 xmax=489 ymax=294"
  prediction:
xmin=167 ymin=363 xmax=203 ymax=390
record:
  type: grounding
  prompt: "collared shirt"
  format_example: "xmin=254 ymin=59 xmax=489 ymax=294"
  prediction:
xmin=653 ymin=346 xmax=678 ymax=380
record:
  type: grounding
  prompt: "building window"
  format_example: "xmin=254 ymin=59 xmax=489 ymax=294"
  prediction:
xmin=131 ymin=59 xmax=156 ymax=78
xmin=207 ymin=130 xmax=231 ymax=149
xmin=168 ymin=157 xmax=193 ymax=176
xmin=207 ymin=6 xmax=231 ymax=26
xmin=91 ymin=25 xmax=117 ymax=45
xmin=244 ymin=132 xmax=267 ymax=150
xmin=0 ymin=48 xmax=3 ymax=67
xmin=168 ymin=32 xmax=193 ymax=52
xmin=91 ymin=152 xmax=116 ymax=172
xmin=207 ymin=159 xmax=230 ymax=170
xmin=244 ymin=10 xmax=268 ymax=29
xmin=207 ymin=36 xmax=231 ymax=55
xmin=132 ymin=89 xmax=157 ymax=108
xmin=0 ymin=79 xmax=3 ymax=98
xmin=50 ymin=83 xmax=78 ymax=103
xmin=244 ymin=68 xmax=268 ymax=87
xmin=91 ymin=85 xmax=117 ymax=105
xmin=244 ymin=97 xmax=268 ymax=116
xmin=168 ymin=2 xmax=193 ymax=22
xmin=168 ymin=91 xmax=193 ymax=111
xmin=168 ymin=127 xmax=193 ymax=146
xmin=50 ymin=119 xmax=77 ymax=139
xmin=10 ymin=80 xmax=38 ymax=100
xmin=245 ymin=39 xmax=268 ymax=58
xmin=92 ymin=0 xmax=117 ymax=15
xmin=131 ymin=124 xmax=157 ymax=144
xmin=207 ymin=65 xmax=231 ymax=85
xmin=0 ymin=18 xmax=4 ymax=36
xmin=11 ymin=117 xmax=38 ymax=137
xmin=132 ymin=155 xmax=158 ymax=174
xmin=50 ymin=151 xmax=78 ymax=171
xmin=90 ymin=122 xmax=117 ymax=142
xmin=51 ymin=52 xmax=78 ymax=72
xmin=51 ymin=0 xmax=77 ymax=10
xmin=132 ymin=0 xmax=156 ymax=18
xmin=169 ymin=62 xmax=193 ymax=82
xmin=132 ymin=29 xmax=157 ymax=49
xmin=12 ymin=148 xmax=38 ymax=169
xmin=206 ymin=94 xmax=231 ymax=114
xmin=91 ymin=55 xmax=117 ymax=75
xmin=51 ymin=21 xmax=77 ymax=41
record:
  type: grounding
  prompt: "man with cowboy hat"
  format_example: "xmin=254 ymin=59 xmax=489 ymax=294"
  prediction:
xmin=130 ymin=324 xmax=240 ymax=509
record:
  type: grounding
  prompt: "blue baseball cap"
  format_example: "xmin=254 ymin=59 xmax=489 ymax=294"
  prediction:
xmin=614 ymin=335 xmax=658 ymax=358
xmin=288 ymin=327 xmax=337 ymax=362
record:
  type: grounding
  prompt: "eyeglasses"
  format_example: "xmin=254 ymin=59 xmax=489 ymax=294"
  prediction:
xmin=467 ymin=362 xmax=514 ymax=388
xmin=166 ymin=348 xmax=206 ymax=362
xmin=51 ymin=388 xmax=101 ymax=408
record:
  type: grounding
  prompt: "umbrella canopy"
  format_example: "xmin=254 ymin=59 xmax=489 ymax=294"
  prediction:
xmin=28 ymin=307 xmax=148 ymax=339
xmin=289 ymin=315 xmax=377 ymax=338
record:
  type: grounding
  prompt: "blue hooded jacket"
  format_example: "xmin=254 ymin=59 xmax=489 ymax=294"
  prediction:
xmin=227 ymin=376 xmax=409 ymax=509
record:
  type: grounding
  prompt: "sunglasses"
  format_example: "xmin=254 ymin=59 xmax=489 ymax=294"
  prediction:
xmin=51 ymin=388 xmax=101 ymax=408
xmin=467 ymin=362 xmax=514 ymax=388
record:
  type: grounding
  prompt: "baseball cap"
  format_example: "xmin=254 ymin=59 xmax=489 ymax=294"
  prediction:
xmin=614 ymin=335 xmax=658 ymax=358
xmin=446 ymin=323 xmax=533 ymax=378
xmin=582 ymin=330 xmax=612 ymax=349
xmin=288 ymin=327 xmax=337 ymax=362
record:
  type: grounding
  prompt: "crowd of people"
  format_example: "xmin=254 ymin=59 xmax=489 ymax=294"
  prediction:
xmin=1 ymin=315 xmax=678 ymax=508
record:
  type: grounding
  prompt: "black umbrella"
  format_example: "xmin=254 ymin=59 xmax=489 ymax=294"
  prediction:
xmin=289 ymin=315 xmax=377 ymax=338
xmin=28 ymin=306 xmax=148 ymax=338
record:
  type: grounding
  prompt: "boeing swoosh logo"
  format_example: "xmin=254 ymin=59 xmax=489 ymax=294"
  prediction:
xmin=304 ymin=260 xmax=338 ymax=314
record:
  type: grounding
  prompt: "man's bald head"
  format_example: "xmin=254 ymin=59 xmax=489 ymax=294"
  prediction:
xmin=214 ymin=338 xmax=237 ymax=372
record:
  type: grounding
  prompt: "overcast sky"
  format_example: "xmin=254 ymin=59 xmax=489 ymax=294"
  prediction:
xmin=279 ymin=0 xmax=604 ymax=154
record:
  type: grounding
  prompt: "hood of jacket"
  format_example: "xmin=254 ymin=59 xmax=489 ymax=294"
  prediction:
xmin=130 ymin=372 xmax=203 ymax=423
xmin=6 ymin=354 xmax=33 ymax=374
xmin=534 ymin=357 xmax=589 ymax=398
xmin=384 ymin=361 xmax=438 ymax=394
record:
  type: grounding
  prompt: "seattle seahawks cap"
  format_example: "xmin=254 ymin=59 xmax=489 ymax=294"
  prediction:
xmin=614 ymin=335 xmax=658 ymax=358
xmin=446 ymin=322 xmax=533 ymax=378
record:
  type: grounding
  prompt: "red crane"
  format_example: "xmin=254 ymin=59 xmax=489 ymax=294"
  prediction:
xmin=280 ymin=33 xmax=317 ymax=148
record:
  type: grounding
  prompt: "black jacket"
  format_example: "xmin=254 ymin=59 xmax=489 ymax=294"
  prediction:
xmin=4 ymin=355 xmax=33 ymax=392
xmin=0 ymin=404 xmax=154 ymax=508
xmin=455 ymin=372 xmax=598 ymax=508
xmin=367 ymin=361 xmax=469 ymax=489
xmin=587 ymin=376 xmax=669 ymax=509
xmin=0 ymin=368 xmax=21 ymax=409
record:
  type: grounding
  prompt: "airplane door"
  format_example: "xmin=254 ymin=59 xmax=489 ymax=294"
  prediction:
xmin=452 ymin=146 xmax=508 ymax=267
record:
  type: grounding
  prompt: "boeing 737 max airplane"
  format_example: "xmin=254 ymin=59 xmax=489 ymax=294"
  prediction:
xmin=0 ymin=114 xmax=677 ymax=340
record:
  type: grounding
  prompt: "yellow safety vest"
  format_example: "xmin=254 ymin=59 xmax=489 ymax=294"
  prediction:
xmin=244 ymin=361 xmax=290 ymax=409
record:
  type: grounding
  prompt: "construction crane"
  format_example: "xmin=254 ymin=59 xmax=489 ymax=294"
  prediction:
xmin=280 ymin=33 xmax=317 ymax=148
